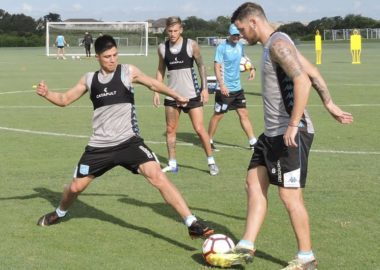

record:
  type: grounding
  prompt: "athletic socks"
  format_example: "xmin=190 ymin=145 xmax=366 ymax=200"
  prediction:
xmin=297 ymin=250 xmax=315 ymax=263
xmin=207 ymin=156 xmax=216 ymax=165
xmin=168 ymin=159 xmax=177 ymax=168
xmin=55 ymin=207 xmax=67 ymax=218
xmin=249 ymin=137 xmax=257 ymax=146
xmin=184 ymin=215 xmax=197 ymax=227
xmin=236 ymin=239 xmax=255 ymax=250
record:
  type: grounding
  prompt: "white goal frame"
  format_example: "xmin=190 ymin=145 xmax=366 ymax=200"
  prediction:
xmin=46 ymin=21 xmax=149 ymax=56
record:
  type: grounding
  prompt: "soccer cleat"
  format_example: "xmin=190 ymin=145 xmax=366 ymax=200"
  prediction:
xmin=232 ymin=246 xmax=256 ymax=264
xmin=249 ymin=144 xmax=255 ymax=151
xmin=205 ymin=253 xmax=248 ymax=267
xmin=211 ymin=143 xmax=220 ymax=152
xmin=188 ymin=220 xmax=214 ymax=239
xmin=208 ymin=164 xmax=219 ymax=176
xmin=281 ymin=258 xmax=318 ymax=270
xmin=162 ymin=165 xmax=179 ymax=173
xmin=37 ymin=211 xmax=60 ymax=227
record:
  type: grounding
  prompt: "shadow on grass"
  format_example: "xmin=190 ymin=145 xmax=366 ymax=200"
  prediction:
xmin=0 ymin=187 xmax=196 ymax=251
xmin=154 ymin=152 xmax=211 ymax=175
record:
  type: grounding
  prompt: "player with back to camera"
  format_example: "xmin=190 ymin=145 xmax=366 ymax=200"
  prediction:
xmin=213 ymin=2 xmax=353 ymax=269
xmin=153 ymin=16 xmax=219 ymax=176
xmin=55 ymin=33 xmax=67 ymax=60
xmin=35 ymin=34 xmax=214 ymax=240
xmin=208 ymin=24 xmax=258 ymax=152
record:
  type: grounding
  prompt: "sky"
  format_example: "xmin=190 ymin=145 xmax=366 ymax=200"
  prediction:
xmin=1 ymin=0 xmax=380 ymax=23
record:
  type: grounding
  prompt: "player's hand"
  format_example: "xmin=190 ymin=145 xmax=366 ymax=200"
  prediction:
xmin=201 ymin=89 xmax=209 ymax=104
xmin=36 ymin=81 xmax=48 ymax=97
xmin=325 ymin=100 xmax=353 ymax=124
xmin=175 ymin=95 xmax=189 ymax=107
xmin=283 ymin=125 xmax=299 ymax=148
xmin=248 ymin=68 xmax=256 ymax=81
xmin=220 ymin=85 xmax=229 ymax=97
xmin=153 ymin=92 xmax=161 ymax=107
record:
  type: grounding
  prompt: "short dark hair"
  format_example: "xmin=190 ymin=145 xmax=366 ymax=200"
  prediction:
xmin=231 ymin=2 xmax=267 ymax=23
xmin=94 ymin=35 xmax=117 ymax=55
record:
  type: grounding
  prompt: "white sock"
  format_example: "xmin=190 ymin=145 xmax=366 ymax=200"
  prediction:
xmin=207 ymin=156 xmax=215 ymax=165
xmin=237 ymin=239 xmax=255 ymax=250
xmin=184 ymin=215 xmax=197 ymax=227
xmin=297 ymin=250 xmax=315 ymax=263
xmin=249 ymin=137 xmax=257 ymax=145
xmin=210 ymin=139 xmax=214 ymax=144
xmin=168 ymin=159 xmax=177 ymax=167
xmin=55 ymin=207 xmax=67 ymax=218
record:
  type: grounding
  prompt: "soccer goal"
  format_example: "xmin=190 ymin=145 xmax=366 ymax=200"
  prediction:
xmin=46 ymin=21 xmax=149 ymax=57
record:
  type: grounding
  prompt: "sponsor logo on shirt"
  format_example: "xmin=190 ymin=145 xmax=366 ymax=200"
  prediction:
xmin=96 ymin=87 xmax=117 ymax=98
xmin=169 ymin=57 xmax=184 ymax=65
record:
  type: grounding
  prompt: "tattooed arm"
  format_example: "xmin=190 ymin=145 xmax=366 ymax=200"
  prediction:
xmin=270 ymin=38 xmax=311 ymax=147
xmin=297 ymin=52 xmax=353 ymax=124
xmin=192 ymin=40 xmax=209 ymax=103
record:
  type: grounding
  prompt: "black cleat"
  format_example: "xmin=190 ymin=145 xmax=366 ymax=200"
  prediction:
xmin=37 ymin=211 xmax=60 ymax=227
xmin=211 ymin=143 xmax=220 ymax=152
xmin=188 ymin=220 xmax=214 ymax=239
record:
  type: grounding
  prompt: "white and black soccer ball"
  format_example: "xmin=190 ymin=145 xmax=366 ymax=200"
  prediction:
xmin=240 ymin=56 xmax=252 ymax=72
xmin=202 ymin=234 xmax=235 ymax=264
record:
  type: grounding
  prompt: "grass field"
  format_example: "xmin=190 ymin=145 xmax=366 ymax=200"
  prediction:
xmin=0 ymin=41 xmax=379 ymax=270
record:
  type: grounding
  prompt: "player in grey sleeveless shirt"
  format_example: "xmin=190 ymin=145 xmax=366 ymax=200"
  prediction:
xmin=35 ymin=35 xmax=215 ymax=239
xmin=216 ymin=3 xmax=353 ymax=269
xmin=153 ymin=16 xmax=219 ymax=176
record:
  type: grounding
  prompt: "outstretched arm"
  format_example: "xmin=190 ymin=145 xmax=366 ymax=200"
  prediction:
xmin=192 ymin=41 xmax=209 ymax=103
xmin=35 ymin=77 xmax=87 ymax=107
xmin=298 ymin=53 xmax=353 ymax=124
xmin=130 ymin=65 xmax=188 ymax=106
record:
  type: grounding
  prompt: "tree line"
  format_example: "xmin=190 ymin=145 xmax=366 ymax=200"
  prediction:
xmin=1 ymin=8 xmax=379 ymax=47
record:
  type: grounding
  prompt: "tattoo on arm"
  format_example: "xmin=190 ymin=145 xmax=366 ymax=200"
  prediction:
xmin=270 ymin=39 xmax=302 ymax=79
xmin=193 ymin=42 xmax=207 ymax=89
xmin=310 ymin=76 xmax=331 ymax=104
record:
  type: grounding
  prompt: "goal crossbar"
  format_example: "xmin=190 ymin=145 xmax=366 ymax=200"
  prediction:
xmin=46 ymin=21 xmax=149 ymax=56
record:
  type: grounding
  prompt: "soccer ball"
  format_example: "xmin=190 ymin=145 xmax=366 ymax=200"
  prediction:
xmin=202 ymin=234 xmax=235 ymax=264
xmin=240 ymin=56 xmax=252 ymax=72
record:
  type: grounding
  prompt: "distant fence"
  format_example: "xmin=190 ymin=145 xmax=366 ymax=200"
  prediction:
xmin=323 ymin=28 xmax=380 ymax=40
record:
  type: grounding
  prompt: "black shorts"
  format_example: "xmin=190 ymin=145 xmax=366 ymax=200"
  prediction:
xmin=74 ymin=136 xmax=158 ymax=178
xmin=214 ymin=90 xmax=247 ymax=113
xmin=248 ymin=132 xmax=314 ymax=188
xmin=164 ymin=95 xmax=203 ymax=113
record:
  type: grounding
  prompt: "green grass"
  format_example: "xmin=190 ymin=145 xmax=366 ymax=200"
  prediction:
xmin=0 ymin=41 xmax=379 ymax=269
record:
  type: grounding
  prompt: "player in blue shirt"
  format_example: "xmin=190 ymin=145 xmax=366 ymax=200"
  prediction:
xmin=55 ymin=34 xmax=67 ymax=60
xmin=208 ymin=24 xmax=257 ymax=151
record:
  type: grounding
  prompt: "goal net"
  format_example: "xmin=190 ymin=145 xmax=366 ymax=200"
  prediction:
xmin=46 ymin=21 xmax=149 ymax=56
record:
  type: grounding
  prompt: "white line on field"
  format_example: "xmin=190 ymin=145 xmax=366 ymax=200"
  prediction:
xmin=0 ymin=104 xmax=380 ymax=109
xmin=1 ymin=126 xmax=379 ymax=155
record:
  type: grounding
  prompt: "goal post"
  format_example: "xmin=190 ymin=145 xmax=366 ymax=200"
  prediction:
xmin=46 ymin=21 xmax=149 ymax=57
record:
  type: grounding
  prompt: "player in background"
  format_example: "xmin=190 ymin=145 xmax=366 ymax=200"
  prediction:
xmin=221 ymin=2 xmax=353 ymax=269
xmin=55 ymin=33 xmax=67 ymax=60
xmin=35 ymin=35 xmax=214 ymax=240
xmin=82 ymin=31 xmax=93 ymax=57
xmin=153 ymin=16 xmax=219 ymax=176
xmin=208 ymin=24 xmax=257 ymax=152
